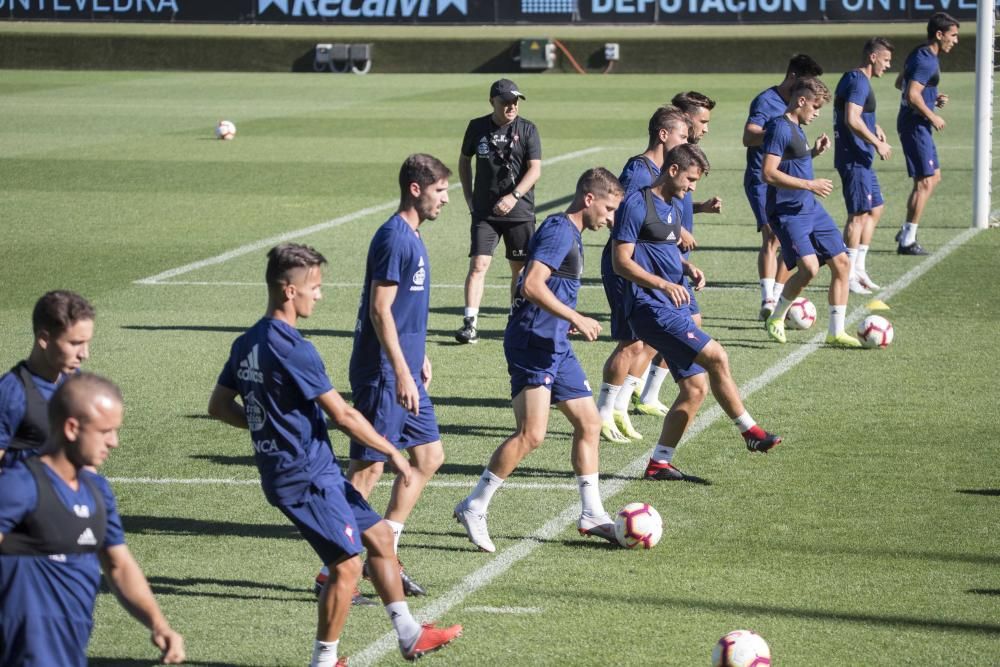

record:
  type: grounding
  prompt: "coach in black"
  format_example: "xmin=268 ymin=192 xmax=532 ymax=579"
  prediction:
xmin=456 ymin=78 xmax=542 ymax=344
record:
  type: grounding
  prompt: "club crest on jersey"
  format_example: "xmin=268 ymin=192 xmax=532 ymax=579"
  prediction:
xmin=246 ymin=391 xmax=266 ymax=432
xmin=477 ymin=139 xmax=490 ymax=157
xmin=410 ymin=255 xmax=426 ymax=291
xmin=73 ymin=504 xmax=90 ymax=518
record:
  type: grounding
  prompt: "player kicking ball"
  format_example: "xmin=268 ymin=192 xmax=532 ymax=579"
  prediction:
xmin=762 ymin=77 xmax=862 ymax=348
xmin=612 ymin=144 xmax=782 ymax=482
xmin=454 ymin=168 xmax=625 ymax=552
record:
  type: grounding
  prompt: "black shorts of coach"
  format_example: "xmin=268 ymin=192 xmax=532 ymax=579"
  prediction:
xmin=469 ymin=217 xmax=536 ymax=261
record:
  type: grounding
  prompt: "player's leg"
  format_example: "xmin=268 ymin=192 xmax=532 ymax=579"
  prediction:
xmin=812 ymin=213 xmax=861 ymax=347
xmin=457 ymin=219 xmax=499 ymax=344
xmin=765 ymin=219 xmax=816 ymax=343
xmin=612 ymin=343 xmax=657 ymax=440
xmin=503 ymin=219 xmax=534 ymax=303
xmin=856 ymin=203 xmax=884 ymax=289
xmin=455 ymin=380 xmax=552 ymax=553
xmin=644 ymin=371 xmax=710 ymax=483
xmin=597 ymin=341 xmax=637 ymax=443
xmin=694 ymin=340 xmax=782 ymax=452
xmin=313 ymin=554 xmax=361 ymax=665
xmin=552 ymin=353 xmax=618 ymax=544
xmin=897 ymin=127 xmax=940 ymax=255
xmin=637 ymin=354 xmax=672 ymax=417
xmin=346 ymin=459 xmax=384 ymax=499
xmin=361 ymin=516 xmax=463 ymax=660
xmin=749 ymin=181 xmax=780 ymax=319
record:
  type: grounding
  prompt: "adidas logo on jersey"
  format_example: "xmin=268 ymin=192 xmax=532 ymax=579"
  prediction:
xmin=666 ymin=231 xmax=676 ymax=242
xmin=238 ymin=344 xmax=264 ymax=384
xmin=77 ymin=528 xmax=97 ymax=546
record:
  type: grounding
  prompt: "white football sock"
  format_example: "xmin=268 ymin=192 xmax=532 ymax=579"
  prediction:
xmin=596 ymin=383 xmax=621 ymax=422
xmin=466 ymin=469 xmax=504 ymax=513
xmin=311 ymin=640 xmax=339 ymax=667
xmin=828 ymin=304 xmax=847 ymax=336
xmin=463 ymin=307 xmax=479 ymax=326
xmin=857 ymin=245 xmax=870 ymax=274
xmin=651 ymin=444 xmax=676 ymax=464
xmin=760 ymin=278 xmax=775 ymax=302
xmin=772 ymin=295 xmax=794 ymax=321
xmin=385 ymin=519 xmax=404 ymax=554
xmin=386 ymin=601 xmax=422 ymax=649
xmin=615 ymin=375 xmax=643 ymax=412
xmin=639 ymin=363 xmax=651 ymax=387
xmin=901 ymin=222 xmax=917 ymax=246
xmin=577 ymin=473 xmax=606 ymax=517
xmin=773 ymin=282 xmax=786 ymax=301
xmin=732 ymin=411 xmax=756 ymax=433
xmin=846 ymin=248 xmax=858 ymax=275
xmin=640 ymin=365 xmax=670 ymax=405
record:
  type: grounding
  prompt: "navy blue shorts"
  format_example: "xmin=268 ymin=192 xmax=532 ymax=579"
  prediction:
xmin=838 ymin=163 xmax=885 ymax=215
xmin=898 ymin=122 xmax=939 ymax=178
xmin=771 ymin=209 xmax=847 ymax=270
xmin=744 ymin=180 xmax=770 ymax=231
xmin=349 ymin=377 xmax=440 ymax=463
xmin=277 ymin=478 xmax=381 ymax=565
xmin=602 ymin=270 xmax=637 ymax=341
xmin=628 ymin=303 xmax=709 ymax=381
xmin=684 ymin=278 xmax=700 ymax=316
xmin=505 ymin=344 xmax=593 ymax=403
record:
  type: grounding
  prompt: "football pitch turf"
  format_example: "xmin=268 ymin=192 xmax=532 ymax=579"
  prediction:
xmin=1 ymin=69 xmax=998 ymax=665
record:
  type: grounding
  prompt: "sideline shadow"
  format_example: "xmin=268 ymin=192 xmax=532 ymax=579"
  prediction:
xmin=122 ymin=324 xmax=353 ymax=339
xmin=122 ymin=515 xmax=299 ymax=540
xmin=957 ymin=489 xmax=1000 ymax=496
xmin=90 ymin=660 xmax=236 ymax=667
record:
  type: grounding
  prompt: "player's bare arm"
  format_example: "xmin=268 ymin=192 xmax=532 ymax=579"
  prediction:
xmin=678 ymin=227 xmax=698 ymax=252
xmin=521 ymin=260 xmax=601 ymax=341
xmin=742 ymin=123 xmax=766 ymax=147
xmin=810 ymin=132 xmax=831 ymax=157
xmin=370 ymin=280 xmax=420 ymax=415
xmin=846 ymin=102 xmax=891 ymax=160
xmin=906 ymin=80 xmax=945 ymax=130
xmin=98 ymin=545 xmax=186 ymax=665
xmin=493 ymin=158 xmax=541 ymax=217
xmin=316 ymin=390 xmax=413 ymax=485
xmin=458 ymin=153 xmax=474 ymax=211
xmin=207 ymin=385 xmax=249 ymax=430
xmin=612 ymin=240 xmax=690 ymax=307
xmin=762 ymin=154 xmax=833 ymax=198
xmin=694 ymin=197 xmax=722 ymax=214
xmin=682 ymin=261 xmax=706 ymax=290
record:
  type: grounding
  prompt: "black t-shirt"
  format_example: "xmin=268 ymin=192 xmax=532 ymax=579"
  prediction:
xmin=461 ymin=114 xmax=542 ymax=223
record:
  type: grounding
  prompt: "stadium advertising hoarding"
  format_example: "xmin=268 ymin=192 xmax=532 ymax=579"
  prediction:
xmin=0 ymin=0 xmax=982 ymax=22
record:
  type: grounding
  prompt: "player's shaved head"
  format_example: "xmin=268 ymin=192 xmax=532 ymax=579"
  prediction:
xmin=265 ymin=243 xmax=327 ymax=289
xmin=863 ymin=36 xmax=894 ymax=57
xmin=48 ymin=372 xmax=123 ymax=433
xmin=647 ymin=105 xmax=690 ymax=143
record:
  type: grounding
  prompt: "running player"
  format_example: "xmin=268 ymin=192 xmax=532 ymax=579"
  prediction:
xmin=454 ymin=168 xmax=625 ymax=553
xmin=612 ymin=144 xmax=782 ymax=482
xmin=208 ymin=243 xmax=461 ymax=665
xmin=834 ymin=37 xmax=894 ymax=293
xmin=762 ymin=78 xmax=862 ymax=348
xmin=894 ymin=12 xmax=960 ymax=255
xmin=744 ymin=54 xmax=824 ymax=320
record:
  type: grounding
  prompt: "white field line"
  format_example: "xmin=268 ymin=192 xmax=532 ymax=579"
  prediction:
xmin=107 ymin=477 xmax=578 ymax=491
xmin=462 ymin=606 xmax=542 ymax=614
xmin=350 ymin=226 xmax=983 ymax=666
xmin=132 ymin=280 xmax=830 ymax=293
xmin=134 ymin=147 xmax=607 ymax=286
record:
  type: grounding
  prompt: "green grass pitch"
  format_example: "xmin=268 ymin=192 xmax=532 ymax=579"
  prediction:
xmin=0 ymin=68 xmax=998 ymax=666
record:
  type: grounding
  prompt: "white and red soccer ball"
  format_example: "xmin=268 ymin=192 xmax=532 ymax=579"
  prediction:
xmin=215 ymin=120 xmax=236 ymax=140
xmin=785 ymin=297 xmax=816 ymax=330
xmin=858 ymin=315 xmax=894 ymax=348
xmin=712 ymin=630 xmax=771 ymax=667
xmin=614 ymin=502 xmax=663 ymax=549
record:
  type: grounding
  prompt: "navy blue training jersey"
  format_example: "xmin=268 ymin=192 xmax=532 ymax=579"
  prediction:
xmin=612 ymin=187 xmax=686 ymax=317
xmin=506 ymin=214 xmax=583 ymax=353
xmin=898 ymin=45 xmax=940 ymax=128
xmin=763 ymin=116 xmax=818 ymax=219
xmin=350 ymin=214 xmax=430 ymax=386
xmin=745 ymin=86 xmax=788 ymax=185
xmin=217 ymin=317 xmax=340 ymax=506
xmin=834 ymin=70 xmax=878 ymax=168
xmin=602 ymin=155 xmax=660 ymax=282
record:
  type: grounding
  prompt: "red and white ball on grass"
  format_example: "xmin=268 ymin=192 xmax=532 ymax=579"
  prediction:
xmin=712 ymin=630 xmax=771 ymax=667
xmin=857 ymin=314 xmax=894 ymax=348
xmin=215 ymin=120 xmax=237 ymax=140
xmin=785 ymin=297 xmax=816 ymax=330
xmin=614 ymin=502 xmax=662 ymax=549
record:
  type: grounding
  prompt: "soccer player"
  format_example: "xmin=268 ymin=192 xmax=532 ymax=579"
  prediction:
xmin=834 ymin=37 xmax=894 ymax=294
xmin=762 ymin=78 xmax=862 ymax=348
xmin=454 ymin=168 xmax=625 ymax=553
xmin=894 ymin=12 xmax=960 ymax=255
xmin=744 ymin=54 xmax=824 ymax=320
xmin=0 ymin=373 xmax=185 ymax=666
xmin=344 ymin=154 xmax=451 ymax=598
xmin=456 ymin=78 xmax=542 ymax=344
xmin=596 ymin=106 xmax=691 ymax=444
xmin=208 ymin=243 xmax=461 ymax=665
xmin=612 ymin=144 xmax=782 ymax=483
xmin=0 ymin=290 xmax=94 ymax=467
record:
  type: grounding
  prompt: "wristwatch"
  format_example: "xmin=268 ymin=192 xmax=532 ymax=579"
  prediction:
xmin=512 ymin=190 xmax=523 ymax=200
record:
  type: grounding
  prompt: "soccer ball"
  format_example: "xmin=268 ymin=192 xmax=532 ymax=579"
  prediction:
xmin=712 ymin=630 xmax=771 ymax=667
xmin=857 ymin=315 xmax=894 ymax=348
xmin=785 ymin=297 xmax=816 ymax=330
xmin=614 ymin=502 xmax=662 ymax=549
xmin=215 ymin=120 xmax=236 ymax=140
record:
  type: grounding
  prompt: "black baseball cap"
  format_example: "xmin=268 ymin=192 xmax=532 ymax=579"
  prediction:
xmin=490 ymin=79 xmax=526 ymax=102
